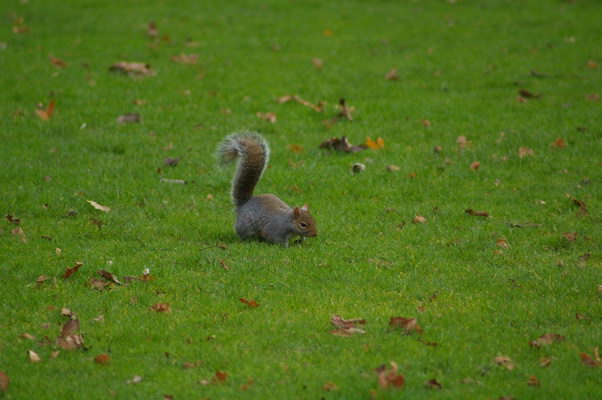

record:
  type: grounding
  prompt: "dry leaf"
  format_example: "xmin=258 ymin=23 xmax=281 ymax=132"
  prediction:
xmin=62 ymin=261 xmax=83 ymax=279
xmin=278 ymin=95 xmax=324 ymax=112
xmin=580 ymin=347 xmax=601 ymax=367
xmin=116 ymin=113 xmax=140 ymax=124
xmin=21 ymin=333 xmax=35 ymax=340
xmin=412 ymin=215 xmax=427 ymax=224
xmin=147 ymin=22 xmax=158 ymax=39
xmin=312 ymin=58 xmax=323 ymax=70
xmin=61 ymin=319 xmax=80 ymax=337
xmin=330 ymin=314 xmax=366 ymax=336
xmin=585 ymin=93 xmax=600 ymax=102
xmin=28 ymin=350 xmax=41 ymax=363
xmin=94 ymin=354 xmax=110 ymax=365
xmin=87 ymin=200 xmax=111 ymax=212
xmin=240 ymin=298 xmax=259 ymax=308
xmin=571 ymin=198 xmax=588 ymax=215
xmin=0 ymin=370 xmax=9 ymax=392
xmin=287 ymin=144 xmax=304 ymax=154
xmin=49 ymin=55 xmax=67 ymax=68
xmin=319 ymin=136 xmax=364 ymax=153
xmin=240 ymin=378 xmax=255 ymax=390
xmin=496 ymin=238 xmax=509 ymax=248
xmin=456 ymin=135 xmax=471 ymax=149
xmin=421 ymin=119 xmax=432 ymax=127
xmin=385 ymin=68 xmax=399 ymax=80
xmin=527 ymin=376 xmax=540 ymax=386
xmin=586 ymin=60 xmax=598 ymax=69
xmin=364 ymin=137 xmax=384 ymax=150
xmin=61 ymin=307 xmax=73 ymax=317
xmin=470 ymin=161 xmax=481 ymax=170
xmin=529 ymin=333 xmax=565 ymax=348
xmin=35 ymin=99 xmax=56 ymax=121
xmin=540 ymin=357 xmax=552 ymax=367
xmin=11 ymin=227 xmax=27 ymax=242
xmin=322 ymin=381 xmax=339 ymax=391
xmin=518 ymin=89 xmax=541 ymax=99
xmin=171 ymin=53 xmax=199 ymax=64
xmin=386 ymin=165 xmax=400 ymax=172
xmin=518 ymin=147 xmax=535 ymax=158
xmin=563 ymin=232 xmax=577 ymax=242
xmin=88 ymin=278 xmax=108 ymax=290
xmin=219 ymin=259 xmax=230 ymax=270
xmin=98 ymin=270 xmax=121 ymax=284
xmin=213 ymin=370 xmax=228 ymax=383
xmin=376 ymin=362 xmax=405 ymax=389
xmin=425 ymin=379 xmax=442 ymax=389
xmin=109 ymin=62 xmax=154 ymax=77
xmin=552 ymin=138 xmax=566 ymax=148
xmin=494 ymin=356 xmax=514 ymax=370
xmin=151 ymin=303 xmax=171 ymax=313
xmin=256 ymin=112 xmax=276 ymax=123
xmin=336 ymin=98 xmax=354 ymax=121
xmin=6 ymin=214 xmax=20 ymax=224
xmin=389 ymin=317 xmax=423 ymax=334
xmin=36 ymin=275 xmax=50 ymax=285
xmin=465 ymin=209 xmax=490 ymax=217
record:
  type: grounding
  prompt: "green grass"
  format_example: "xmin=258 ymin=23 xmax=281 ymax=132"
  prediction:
xmin=1 ymin=0 xmax=601 ymax=398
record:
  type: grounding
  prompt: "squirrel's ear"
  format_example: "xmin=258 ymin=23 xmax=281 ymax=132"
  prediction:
xmin=293 ymin=207 xmax=300 ymax=218
xmin=301 ymin=204 xmax=309 ymax=211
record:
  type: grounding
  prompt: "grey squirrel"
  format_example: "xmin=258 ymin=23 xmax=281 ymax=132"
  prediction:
xmin=217 ymin=131 xmax=317 ymax=247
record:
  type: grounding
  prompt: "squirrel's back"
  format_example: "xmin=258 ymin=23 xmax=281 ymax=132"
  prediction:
xmin=217 ymin=131 xmax=269 ymax=207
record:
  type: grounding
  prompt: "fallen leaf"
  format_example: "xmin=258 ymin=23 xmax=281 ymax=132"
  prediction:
xmin=36 ymin=275 xmax=50 ymax=285
xmin=563 ymin=232 xmax=577 ymax=242
xmin=518 ymin=147 xmax=535 ymax=158
xmin=213 ymin=370 xmax=228 ymax=383
xmin=540 ymin=357 xmax=552 ymax=367
xmin=87 ymin=200 xmax=111 ymax=212
xmin=465 ymin=209 xmax=490 ymax=217
xmin=336 ymin=98 xmax=354 ymax=121
xmin=496 ymin=238 xmax=509 ymax=248
xmin=585 ymin=93 xmax=600 ymax=102
xmin=518 ymin=89 xmax=541 ymax=99
xmin=364 ymin=137 xmax=384 ymax=150
xmin=494 ymin=356 xmax=514 ymax=370
xmin=256 ymin=112 xmax=277 ymax=123
xmin=57 ymin=319 xmax=85 ymax=350
xmin=527 ymin=376 xmax=540 ymax=387
xmin=517 ymin=96 xmax=528 ymax=103
xmin=425 ymin=379 xmax=442 ymax=389
xmin=323 ymin=29 xmax=333 ymax=37
xmin=389 ymin=317 xmax=423 ymax=334
xmin=6 ymin=214 xmax=21 ymax=224
xmin=278 ymin=95 xmax=325 ymax=112
xmin=61 ymin=318 xmax=80 ymax=337
xmin=88 ymin=278 xmax=108 ymax=290
xmin=150 ymin=303 xmax=171 ymax=313
xmin=116 ymin=113 xmax=140 ymax=124
xmin=586 ymin=60 xmax=598 ymax=69
xmin=219 ymin=259 xmax=230 ymax=270
xmin=529 ymin=333 xmax=565 ymax=348
xmin=287 ymin=144 xmax=304 ymax=154
xmin=433 ymin=145 xmax=443 ymax=153
xmin=421 ymin=119 xmax=432 ymax=127
xmin=50 ymin=350 xmax=60 ymax=358
xmin=61 ymin=307 xmax=73 ymax=317
xmin=322 ymin=381 xmax=339 ymax=391
xmin=98 ymin=270 xmax=121 ymax=284
xmin=456 ymin=136 xmax=471 ymax=150
xmin=386 ymin=165 xmax=400 ymax=172
xmin=571 ymin=198 xmax=588 ymax=215
xmin=171 ymin=53 xmax=199 ymax=64
xmin=412 ymin=215 xmax=427 ymax=224
xmin=376 ymin=362 xmax=405 ymax=389
xmin=62 ymin=261 xmax=83 ymax=279
xmin=164 ymin=157 xmax=180 ymax=166
xmin=312 ymin=58 xmax=324 ymax=70
xmin=147 ymin=22 xmax=158 ymax=39
xmin=552 ymin=138 xmax=566 ymax=148
xmin=94 ymin=354 xmax=111 ymax=365
xmin=28 ymin=350 xmax=41 ymax=363
xmin=35 ymin=99 xmax=56 ymax=121
xmin=49 ymin=55 xmax=67 ymax=68
xmin=330 ymin=314 xmax=366 ymax=336
xmin=21 ymin=333 xmax=35 ymax=340
xmin=240 ymin=298 xmax=259 ymax=308
xmin=580 ymin=347 xmax=601 ymax=367
xmin=319 ymin=136 xmax=365 ymax=153
xmin=470 ymin=161 xmax=481 ymax=170
xmin=385 ymin=68 xmax=399 ymax=80
xmin=11 ymin=227 xmax=27 ymax=242
xmin=0 ymin=370 xmax=9 ymax=392
xmin=109 ymin=62 xmax=154 ymax=77
xmin=127 ymin=375 xmax=143 ymax=384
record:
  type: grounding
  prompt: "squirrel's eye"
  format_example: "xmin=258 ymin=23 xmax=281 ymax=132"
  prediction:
xmin=301 ymin=222 xmax=307 ymax=228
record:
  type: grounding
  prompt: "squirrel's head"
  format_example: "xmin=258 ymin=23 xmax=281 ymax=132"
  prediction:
xmin=292 ymin=204 xmax=317 ymax=237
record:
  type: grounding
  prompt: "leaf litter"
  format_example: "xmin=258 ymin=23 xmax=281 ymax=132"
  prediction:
xmin=375 ymin=362 xmax=404 ymax=389
xmin=389 ymin=317 xmax=423 ymax=334
xmin=330 ymin=315 xmax=366 ymax=336
xmin=109 ymin=62 xmax=155 ymax=77
xmin=61 ymin=261 xmax=83 ymax=279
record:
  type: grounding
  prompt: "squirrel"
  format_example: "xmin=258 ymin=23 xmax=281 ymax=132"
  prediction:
xmin=217 ymin=131 xmax=317 ymax=247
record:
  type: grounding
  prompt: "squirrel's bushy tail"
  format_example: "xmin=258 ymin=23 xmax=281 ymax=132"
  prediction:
xmin=217 ymin=131 xmax=269 ymax=207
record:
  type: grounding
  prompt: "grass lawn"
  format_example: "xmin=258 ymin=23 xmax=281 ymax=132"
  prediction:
xmin=1 ymin=0 xmax=601 ymax=398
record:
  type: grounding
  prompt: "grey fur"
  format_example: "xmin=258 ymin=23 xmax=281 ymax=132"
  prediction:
xmin=235 ymin=195 xmax=298 ymax=247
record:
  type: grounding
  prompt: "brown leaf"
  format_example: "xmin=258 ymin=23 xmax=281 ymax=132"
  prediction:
xmin=518 ymin=147 xmax=535 ymax=158
xmin=364 ymin=137 xmax=384 ymax=150
xmin=425 ymin=379 xmax=442 ymax=389
xmin=11 ymin=227 xmax=27 ymax=243
xmin=412 ymin=215 xmax=427 ymax=224
xmin=60 ymin=318 xmax=80 ymax=338
xmin=88 ymin=278 xmax=109 ymax=290
xmin=6 ymin=214 xmax=21 ymax=224
xmin=0 ymin=370 xmax=8 ymax=392
xmin=585 ymin=93 xmax=600 ymax=102
xmin=571 ymin=198 xmax=588 ymax=215
xmin=21 ymin=332 xmax=35 ymax=340
xmin=151 ymin=303 xmax=171 ymax=313
xmin=376 ymin=362 xmax=405 ymax=389
xmin=28 ymin=350 xmax=41 ymax=363
xmin=421 ymin=119 xmax=432 ymax=127
xmin=312 ymin=58 xmax=323 ymax=70
xmin=35 ymin=99 xmax=56 ymax=121
xmin=563 ymin=232 xmax=577 ymax=242
xmin=322 ymin=381 xmax=339 ymax=391
xmin=219 ymin=259 xmax=231 ymax=270
xmin=98 ymin=270 xmax=121 ymax=284
xmin=456 ymin=136 xmax=471 ymax=149
xmin=319 ymin=136 xmax=365 ymax=153
xmin=278 ymin=95 xmax=325 ymax=112
xmin=527 ymin=376 xmax=540 ymax=387
xmin=240 ymin=378 xmax=255 ymax=390
xmin=116 ymin=113 xmax=140 ymax=124
xmin=287 ymin=144 xmax=304 ymax=154
xmin=171 ymin=53 xmax=199 ymax=64
xmin=496 ymin=238 xmax=509 ymax=248
xmin=386 ymin=165 xmax=400 ymax=172
xmin=586 ymin=60 xmax=598 ymax=69
xmin=389 ymin=317 xmax=423 ymax=334
xmin=575 ymin=313 xmax=588 ymax=320
xmin=240 ymin=298 xmax=259 ymax=308
xmin=469 ymin=161 xmax=481 ymax=170
xmin=529 ymin=333 xmax=565 ymax=348
xmin=49 ymin=55 xmax=67 ymax=68
xmin=336 ymin=98 xmax=354 ymax=121
xmin=540 ymin=357 xmax=552 ymax=367
xmin=385 ymin=68 xmax=399 ymax=80
xmin=87 ymin=200 xmax=111 ymax=212
xmin=494 ymin=356 xmax=514 ymax=370
xmin=330 ymin=314 xmax=366 ymax=336
xmin=36 ymin=275 xmax=50 ymax=285
xmin=552 ymin=138 xmax=566 ymax=148
xmin=465 ymin=209 xmax=490 ymax=217
xmin=518 ymin=89 xmax=541 ymax=99
xmin=256 ymin=112 xmax=277 ymax=123
xmin=580 ymin=347 xmax=601 ymax=367
xmin=147 ymin=22 xmax=158 ymax=39
xmin=213 ymin=370 xmax=228 ymax=383
xmin=94 ymin=354 xmax=111 ymax=365
xmin=62 ymin=261 xmax=83 ymax=279
xmin=110 ymin=61 xmax=154 ymax=77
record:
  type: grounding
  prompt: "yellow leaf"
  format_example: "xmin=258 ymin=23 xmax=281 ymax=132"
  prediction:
xmin=364 ymin=136 xmax=384 ymax=150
